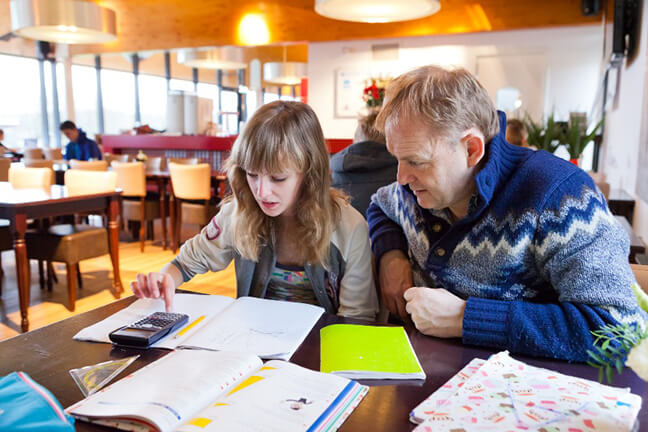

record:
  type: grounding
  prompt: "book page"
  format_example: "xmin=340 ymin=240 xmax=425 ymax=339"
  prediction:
xmin=73 ymin=294 xmax=235 ymax=348
xmin=177 ymin=360 xmax=368 ymax=432
xmin=67 ymin=350 xmax=262 ymax=432
xmin=182 ymin=297 xmax=324 ymax=360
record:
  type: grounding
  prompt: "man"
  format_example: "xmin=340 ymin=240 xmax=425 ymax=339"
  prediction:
xmin=367 ymin=65 xmax=645 ymax=362
xmin=330 ymin=111 xmax=398 ymax=216
xmin=60 ymin=121 xmax=102 ymax=161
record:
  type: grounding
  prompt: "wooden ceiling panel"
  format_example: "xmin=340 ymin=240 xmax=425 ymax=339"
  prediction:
xmin=0 ymin=0 xmax=601 ymax=57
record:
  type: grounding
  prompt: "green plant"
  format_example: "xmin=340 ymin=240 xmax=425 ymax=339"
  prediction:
xmin=587 ymin=322 xmax=648 ymax=383
xmin=561 ymin=117 xmax=603 ymax=160
xmin=524 ymin=113 xmax=561 ymax=153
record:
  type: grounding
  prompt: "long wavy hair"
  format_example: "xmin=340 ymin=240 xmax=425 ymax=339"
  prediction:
xmin=224 ymin=101 xmax=346 ymax=266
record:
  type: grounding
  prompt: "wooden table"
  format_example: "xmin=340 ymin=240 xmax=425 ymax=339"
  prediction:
xmin=0 ymin=295 xmax=645 ymax=431
xmin=0 ymin=182 xmax=123 ymax=332
xmin=609 ymin=188 xmax=636 ymax=225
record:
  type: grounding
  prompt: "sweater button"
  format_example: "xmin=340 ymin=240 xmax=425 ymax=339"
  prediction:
xmin=435 ymin=248 xmax=446 ymax=257
xmin=432 ymin=224 xmax=442 ymax=232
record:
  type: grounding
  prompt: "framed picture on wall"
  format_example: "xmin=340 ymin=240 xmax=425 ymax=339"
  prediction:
xmin=335 ymin=69 xmax=366 ymax=118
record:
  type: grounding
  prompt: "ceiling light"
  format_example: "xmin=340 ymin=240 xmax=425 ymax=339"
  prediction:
xmin=178 ymin=47 xmax=247 ymax=70
xmin=314 ymin=0 xmax=440 ymax=23
xmin=263 ymin=62 xmax=307 ymax=86
xmin=10 ymin=0 xmax=117 ymax=44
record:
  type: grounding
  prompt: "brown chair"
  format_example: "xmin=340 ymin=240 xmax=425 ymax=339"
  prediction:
xmin=23 ymin=159 xmax=54 ymax=169
xmin=587 ymin=171 xmax=610 ymax=200
xmin=69 ymin=159 xmax=108 ymax=171
xmin=112 ymin=161 xmax=161 ymax=252
xmin=25 ymin=170 xmax=117 ymax=311
xmin=631 ymin=264 xmax=648 ymax=295
xmin=0 ymin=158 xmax=9 ymax=182
xmin=43 ymin=148 xmax=63 ymax=160
xmin=169 ymin=162 xmax=214 ymax=251
xmin=23 ymin=148 xmax=43 ymax=160
xmin=9 ymin=166 xmax=53 ymax=189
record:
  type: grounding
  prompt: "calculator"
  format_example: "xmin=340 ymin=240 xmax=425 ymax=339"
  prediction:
xmin=109 ymin=312 xmax=189 ymax=348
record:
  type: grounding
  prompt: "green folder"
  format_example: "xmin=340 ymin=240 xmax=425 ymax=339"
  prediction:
xmin=320 ymin=324 xmax=425 ymax=380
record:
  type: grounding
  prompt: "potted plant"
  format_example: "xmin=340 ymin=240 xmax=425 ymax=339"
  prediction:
xmin=560 ymin=116 xmax=603 ymax=165
xmin=524 ymin=113 xmax=561 ymax=153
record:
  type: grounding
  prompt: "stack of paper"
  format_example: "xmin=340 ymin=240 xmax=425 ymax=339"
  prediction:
xmin=320 ymin=324 xmax=425 ymax=380
xmin=410 ymin=351 xmax=642 ymax=432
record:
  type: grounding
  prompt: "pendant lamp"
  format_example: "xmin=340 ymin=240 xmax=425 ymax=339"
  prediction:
xmin=10 ymin=0 xmax=117 ymax=44
xmin=314 ymin=0 xmax=440 ymax=23
xmin=178 ymin=47 xmax=247 ymax=70
xmin=263 ymin=46 xmax=306 ymax=86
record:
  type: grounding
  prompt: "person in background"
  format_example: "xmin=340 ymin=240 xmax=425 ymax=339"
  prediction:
xmin=60 ymin=121 xmax=102 ymax=161
xmin=0 ymin=129 xmax=17 ymax=154
xmin=330 ymin=111 xmax=398 ymax=216
xmin=367 ymin=65 xmax=646 ymax=362
xmin=505 ymin=118 xmax=527 ymax=146
xmin=132 ymin=101 xmax=379 ymax=320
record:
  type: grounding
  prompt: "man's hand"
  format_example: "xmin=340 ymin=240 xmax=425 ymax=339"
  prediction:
xmin=378 ymin=250 xmax=413 ymax=322
xmin=404 ymin=287 xmax=466 ymax=338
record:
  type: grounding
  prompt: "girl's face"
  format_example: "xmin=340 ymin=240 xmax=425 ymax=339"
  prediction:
xmin=246 ymin=167 xmax=304 ymax=217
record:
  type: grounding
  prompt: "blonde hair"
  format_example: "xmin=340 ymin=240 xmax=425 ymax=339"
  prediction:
xmin=375 ymin=65 xmax=500 ymax=145
xmin=225 ymin=101 xmax=346 ymax=265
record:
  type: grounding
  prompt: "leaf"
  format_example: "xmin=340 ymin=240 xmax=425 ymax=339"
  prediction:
xmin=598 ymin=367 xmax=604 ymax=383
xmin=615 ymin=357 xmax=623 ymax=375
xmin=606 ymin=365 xmax=614 ymax=384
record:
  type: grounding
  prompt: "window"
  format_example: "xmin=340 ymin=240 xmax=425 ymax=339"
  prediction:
xmin=197 ymin=82 xmax=219 ymax=126
xmin=43 ymin=61 xmax=68 ymax=147
xmin=263 ymin=90 xmax=279 ymax=105
xmin=0 ymin=54 xmax=44 ymax=149
xmin=71 ymin=64 xmax=98 ymax=138
xmin=101 ymin=69 xmax=136 ymax=134
xmin=169 ymin=78 xmax=195 ymax=93
xmin=139 ymin=74 xmax=167 ymax=131
xmin=221 ymin=89 xmax=239 ymax=135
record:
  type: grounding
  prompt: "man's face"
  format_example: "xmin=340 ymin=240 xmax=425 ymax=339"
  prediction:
xmin=62 ymin=128 xmax=79 ymax=142
xmin=386 ymin=117 xmax=476 ymax=212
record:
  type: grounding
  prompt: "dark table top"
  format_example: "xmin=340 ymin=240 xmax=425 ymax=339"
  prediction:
xmin=1 ymin=295 xmax=645 ymax=431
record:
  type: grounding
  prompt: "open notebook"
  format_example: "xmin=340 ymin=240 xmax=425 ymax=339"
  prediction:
xmin=67 ymin=350 xmax=368 ymax=432
xmin=74 ymin=295 xmax=324 ymax=360
xmin=410 ymin=351 xmax=642 ymax=432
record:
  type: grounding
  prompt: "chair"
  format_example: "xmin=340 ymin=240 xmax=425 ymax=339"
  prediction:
xmin=23 ymin=159 xmax=54 ymax=169
xmin=112 ymin=161 xmax=161 ymax=252
xmin=69 ymin=159 xmax=108 ymax=171
xmin=0 ymin=158 xmax=10 ymax=182
xmin=9 ymin=166 xmax=53 ymax=189
xmin=145 ymin=156 xmax=163 ymax=172
xmin=43 ymin=148 xmax=63 ymax=160
xmin=169 ymin=162 xmax=214 ymax=251
xmin=168 ymin=157 xmax=200 ymax=166
xmin=0 ymin=220 xmax=12 ymax=295
xmin=104 ymin=153 xmax=130 ymax=165
xmin=587 ymin=171 xmax=610 ymax=200
xmin=23 ymin=148 xmax=43 ymax=160
xmin=631 ymin=264 xmax=648 ymax=295
xmin=25 ymin=170 xmax=118 ymax=311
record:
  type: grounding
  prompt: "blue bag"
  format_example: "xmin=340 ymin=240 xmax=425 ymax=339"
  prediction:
xmin=0 ymin=371 xmax=75 ymax=431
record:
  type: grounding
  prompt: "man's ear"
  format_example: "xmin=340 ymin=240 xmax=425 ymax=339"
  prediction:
xmin=461 ymin=128 xmax=485 ymax=168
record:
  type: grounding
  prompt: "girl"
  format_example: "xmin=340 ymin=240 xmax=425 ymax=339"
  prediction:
xmin=132 ymin=101 xmax=378 ymax=320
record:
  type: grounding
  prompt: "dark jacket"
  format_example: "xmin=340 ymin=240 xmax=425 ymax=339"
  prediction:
xmin=64 ymin=129 xmax=102 ymax=161
xmin=330 ymin=140 xmax=398 ymax=217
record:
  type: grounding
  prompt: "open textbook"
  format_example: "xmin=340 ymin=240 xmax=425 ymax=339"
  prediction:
xmin=67 ymin=350 xmax=368 ymax=432
xmin=74 ymin=294 xmax=324 ymax=360
xmin=410 ymin=351 xmax=642 ymax=432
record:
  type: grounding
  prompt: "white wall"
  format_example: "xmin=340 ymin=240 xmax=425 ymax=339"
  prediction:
xmin=308 ymin=26 xmax=604 ymax=140
xmin=601 ymin=2 xmax=648 ymax=242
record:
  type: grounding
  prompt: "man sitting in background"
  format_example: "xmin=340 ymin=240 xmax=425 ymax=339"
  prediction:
xmin=60 ymin=121 xmax=102 ymax=161
xmin=330 ymin=111 xmax=398 ymax=216
xmin=367 ymin=65 xmax=646 ymax=362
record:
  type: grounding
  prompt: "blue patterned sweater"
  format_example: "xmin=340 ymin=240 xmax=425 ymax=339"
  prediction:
xmin=367 ymin=114 xmax=647 ymax=362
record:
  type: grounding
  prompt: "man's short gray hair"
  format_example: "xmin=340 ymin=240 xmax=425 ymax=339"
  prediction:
xmin=375 ymin=65 xmax=500 ymax=144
